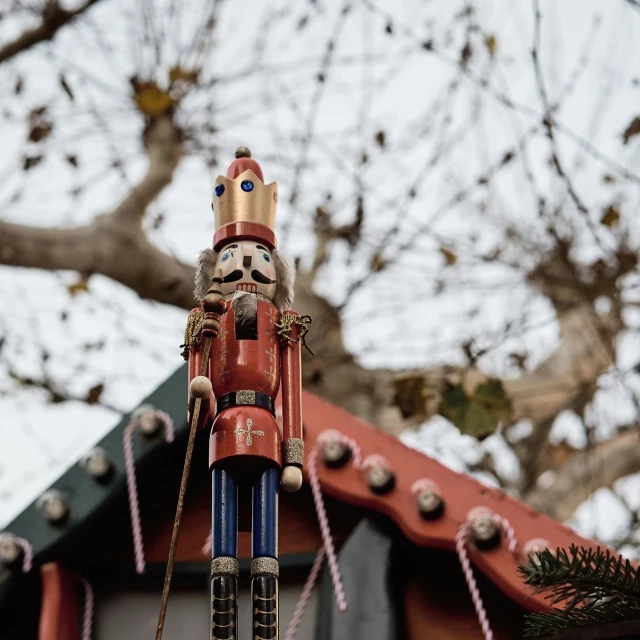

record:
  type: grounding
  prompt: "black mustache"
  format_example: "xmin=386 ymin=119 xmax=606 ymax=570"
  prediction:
xmin=223 ymin=270 xmax=244 ymax=283
xmin=251 ymin=270 xmax=276 ymax=284
xmin=222 ymin=269 xmax=276 ymax=285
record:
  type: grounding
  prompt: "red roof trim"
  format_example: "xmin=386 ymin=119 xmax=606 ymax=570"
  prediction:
xmin=300 ymin=390 xmax=605 ymax=613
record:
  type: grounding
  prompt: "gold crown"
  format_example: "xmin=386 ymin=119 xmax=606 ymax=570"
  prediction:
xmin=213 ymin=169 xmax=278 ymax=232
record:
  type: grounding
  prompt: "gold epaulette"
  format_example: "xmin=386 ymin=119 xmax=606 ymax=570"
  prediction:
xmin=275 ymin=313 xmax=314 ymax=355
xmin=180 ymin=309 xmax=205 ymax=361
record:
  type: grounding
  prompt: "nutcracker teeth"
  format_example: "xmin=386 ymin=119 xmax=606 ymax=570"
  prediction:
xmin=237 ymin=283 xmax=258 ymax=292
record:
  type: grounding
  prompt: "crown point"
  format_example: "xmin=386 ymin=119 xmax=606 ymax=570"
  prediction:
xmin=235 ymin=146 xmax=251 ymax=159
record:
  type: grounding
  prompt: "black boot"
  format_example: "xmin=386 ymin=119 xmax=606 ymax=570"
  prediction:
xmin=211 ymin=557 xmax=238 ymax=640
xmin=251 ymin=557 xmax=279 ymax=640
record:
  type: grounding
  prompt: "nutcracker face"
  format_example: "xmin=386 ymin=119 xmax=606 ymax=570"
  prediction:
xmin=215 ymin=240 xmax=277 ymax=300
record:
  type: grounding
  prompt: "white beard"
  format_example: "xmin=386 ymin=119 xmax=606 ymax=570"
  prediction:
xmin=232 ymin=291 xmax=257 ymax=327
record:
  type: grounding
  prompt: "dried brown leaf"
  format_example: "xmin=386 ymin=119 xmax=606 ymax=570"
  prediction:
xmin=393 ymin=376 xmax=435 ymax=419
xmin=28 ymin=124 xmax=52 ymax=143
xmin=85 ymin=383 xmax=104 ymax=405
xmin=168 ymin=65 xmax=199 ymax=86
xmin=600 ymin=204 xmax=620 ymax=228
xmin=67 ymin=277 xmax=90 ymax=297
xmin=622 ymin=116 xmax=640 ymax=144
xmin=23 ymin=155 xmax=43 ymax=170
xmin=440 ymin=246 xmax=457 ymax=266
xmin=460 ymin=42 xmax=473 ymax=66
xmin=370 ymin=254 xmax=386 ymax=272
xmin=501 ymin=150 xmax=514 ymax=165
xmin=134 ymin=82 xmax=176 ymax=118
xmin=484 ymin=34 xmax=497 ymax=56
xmin=28 ymin=106 xmax=53 ymax=143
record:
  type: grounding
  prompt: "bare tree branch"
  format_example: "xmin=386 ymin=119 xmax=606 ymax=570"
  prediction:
xmin=2 ymin=373 xmax=122 ymax=414
xmin=525 ymin=428 xmax=640 ymax=521
xmin=0 ymin=115 xmax=194 ymax=308
xmin=625 ymin=0 xmax=640 ymax=14
xmin=0 ymin=219 xmax=196 ymax=308
xmin=111 ymin=115 xmax=183 ymax=226
xmin=0 ymin=0 xmax=104 ymax=65
xmin=531 ymin=0 xmax=609 ymax=255
xmin=293 ymin=261 xmax=614 ymax=441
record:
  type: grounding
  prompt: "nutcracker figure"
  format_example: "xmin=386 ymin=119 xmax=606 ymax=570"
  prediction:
xmin=183 ymin=147 xmax=306 ymax=640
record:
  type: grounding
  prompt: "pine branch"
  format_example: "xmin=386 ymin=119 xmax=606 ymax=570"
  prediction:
xmin=519 ymin=546 xmax=640 ymax=638
xmin=520 ymin=545 xmax=640 ymax=607
xmin=524 ymin=603 xmax=640 ymax=638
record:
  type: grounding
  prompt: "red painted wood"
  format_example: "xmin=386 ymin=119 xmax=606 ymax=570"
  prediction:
xmin=210 ymin=300 xmax=280 ymax=399
xmin=226 ymin=157 xmax=264 ymax=181
xmin=207 ymin=299 xmax=282 ymax=467
xmin=280 ymin=311 xmax=303 ymax=445
xmin=39 ymin=563 xmax=79 ymax=640
xmin=299 ymin=390 xmax=614 ymax=614
xmin=213 ymin=221 xmax=276 ymax=251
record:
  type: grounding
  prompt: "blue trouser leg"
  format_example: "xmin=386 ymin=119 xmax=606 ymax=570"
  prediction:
xmin=252 ymin=466 xmax=279 ymax=558
xmin=211 ymin=467 xmax=237 ymax=640
xmin=252 ymin=467 xmax=279 ymax=640
xmin=211 ymin=467 xmax=238 ymax=558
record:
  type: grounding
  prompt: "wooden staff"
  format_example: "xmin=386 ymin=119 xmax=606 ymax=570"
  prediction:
xmin=156 ymin=270 xmax=225 ymax=639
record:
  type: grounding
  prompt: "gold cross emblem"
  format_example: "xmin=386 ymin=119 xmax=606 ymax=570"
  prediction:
xmin=234 ymin=418 xmax=264 ymax=446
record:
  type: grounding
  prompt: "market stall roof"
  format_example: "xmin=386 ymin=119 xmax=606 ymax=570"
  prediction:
xmin=0 ymin=363 xmax=626 ymax=639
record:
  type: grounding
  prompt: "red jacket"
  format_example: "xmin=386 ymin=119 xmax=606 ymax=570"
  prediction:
xmin=188 ymin=298 xmax=302 ymax=470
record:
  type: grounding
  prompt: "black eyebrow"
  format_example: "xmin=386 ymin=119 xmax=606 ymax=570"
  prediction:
xmin=256 ymin=245 xmax=267 ymax=251
xmin=225 ymin=244 xmax=238 ymax=249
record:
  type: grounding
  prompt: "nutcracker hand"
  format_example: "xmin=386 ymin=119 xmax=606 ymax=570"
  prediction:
xmin=190 ymin=376 xmax=212 ymax=399
xmin=281 ymin=466 xmax=303 ymax=492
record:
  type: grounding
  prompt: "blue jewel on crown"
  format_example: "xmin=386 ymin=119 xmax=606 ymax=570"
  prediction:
xmin=215 ymin=184 xmax=225 ymax=196
xmin=241 ymin=180 xmax=254 ymax=192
